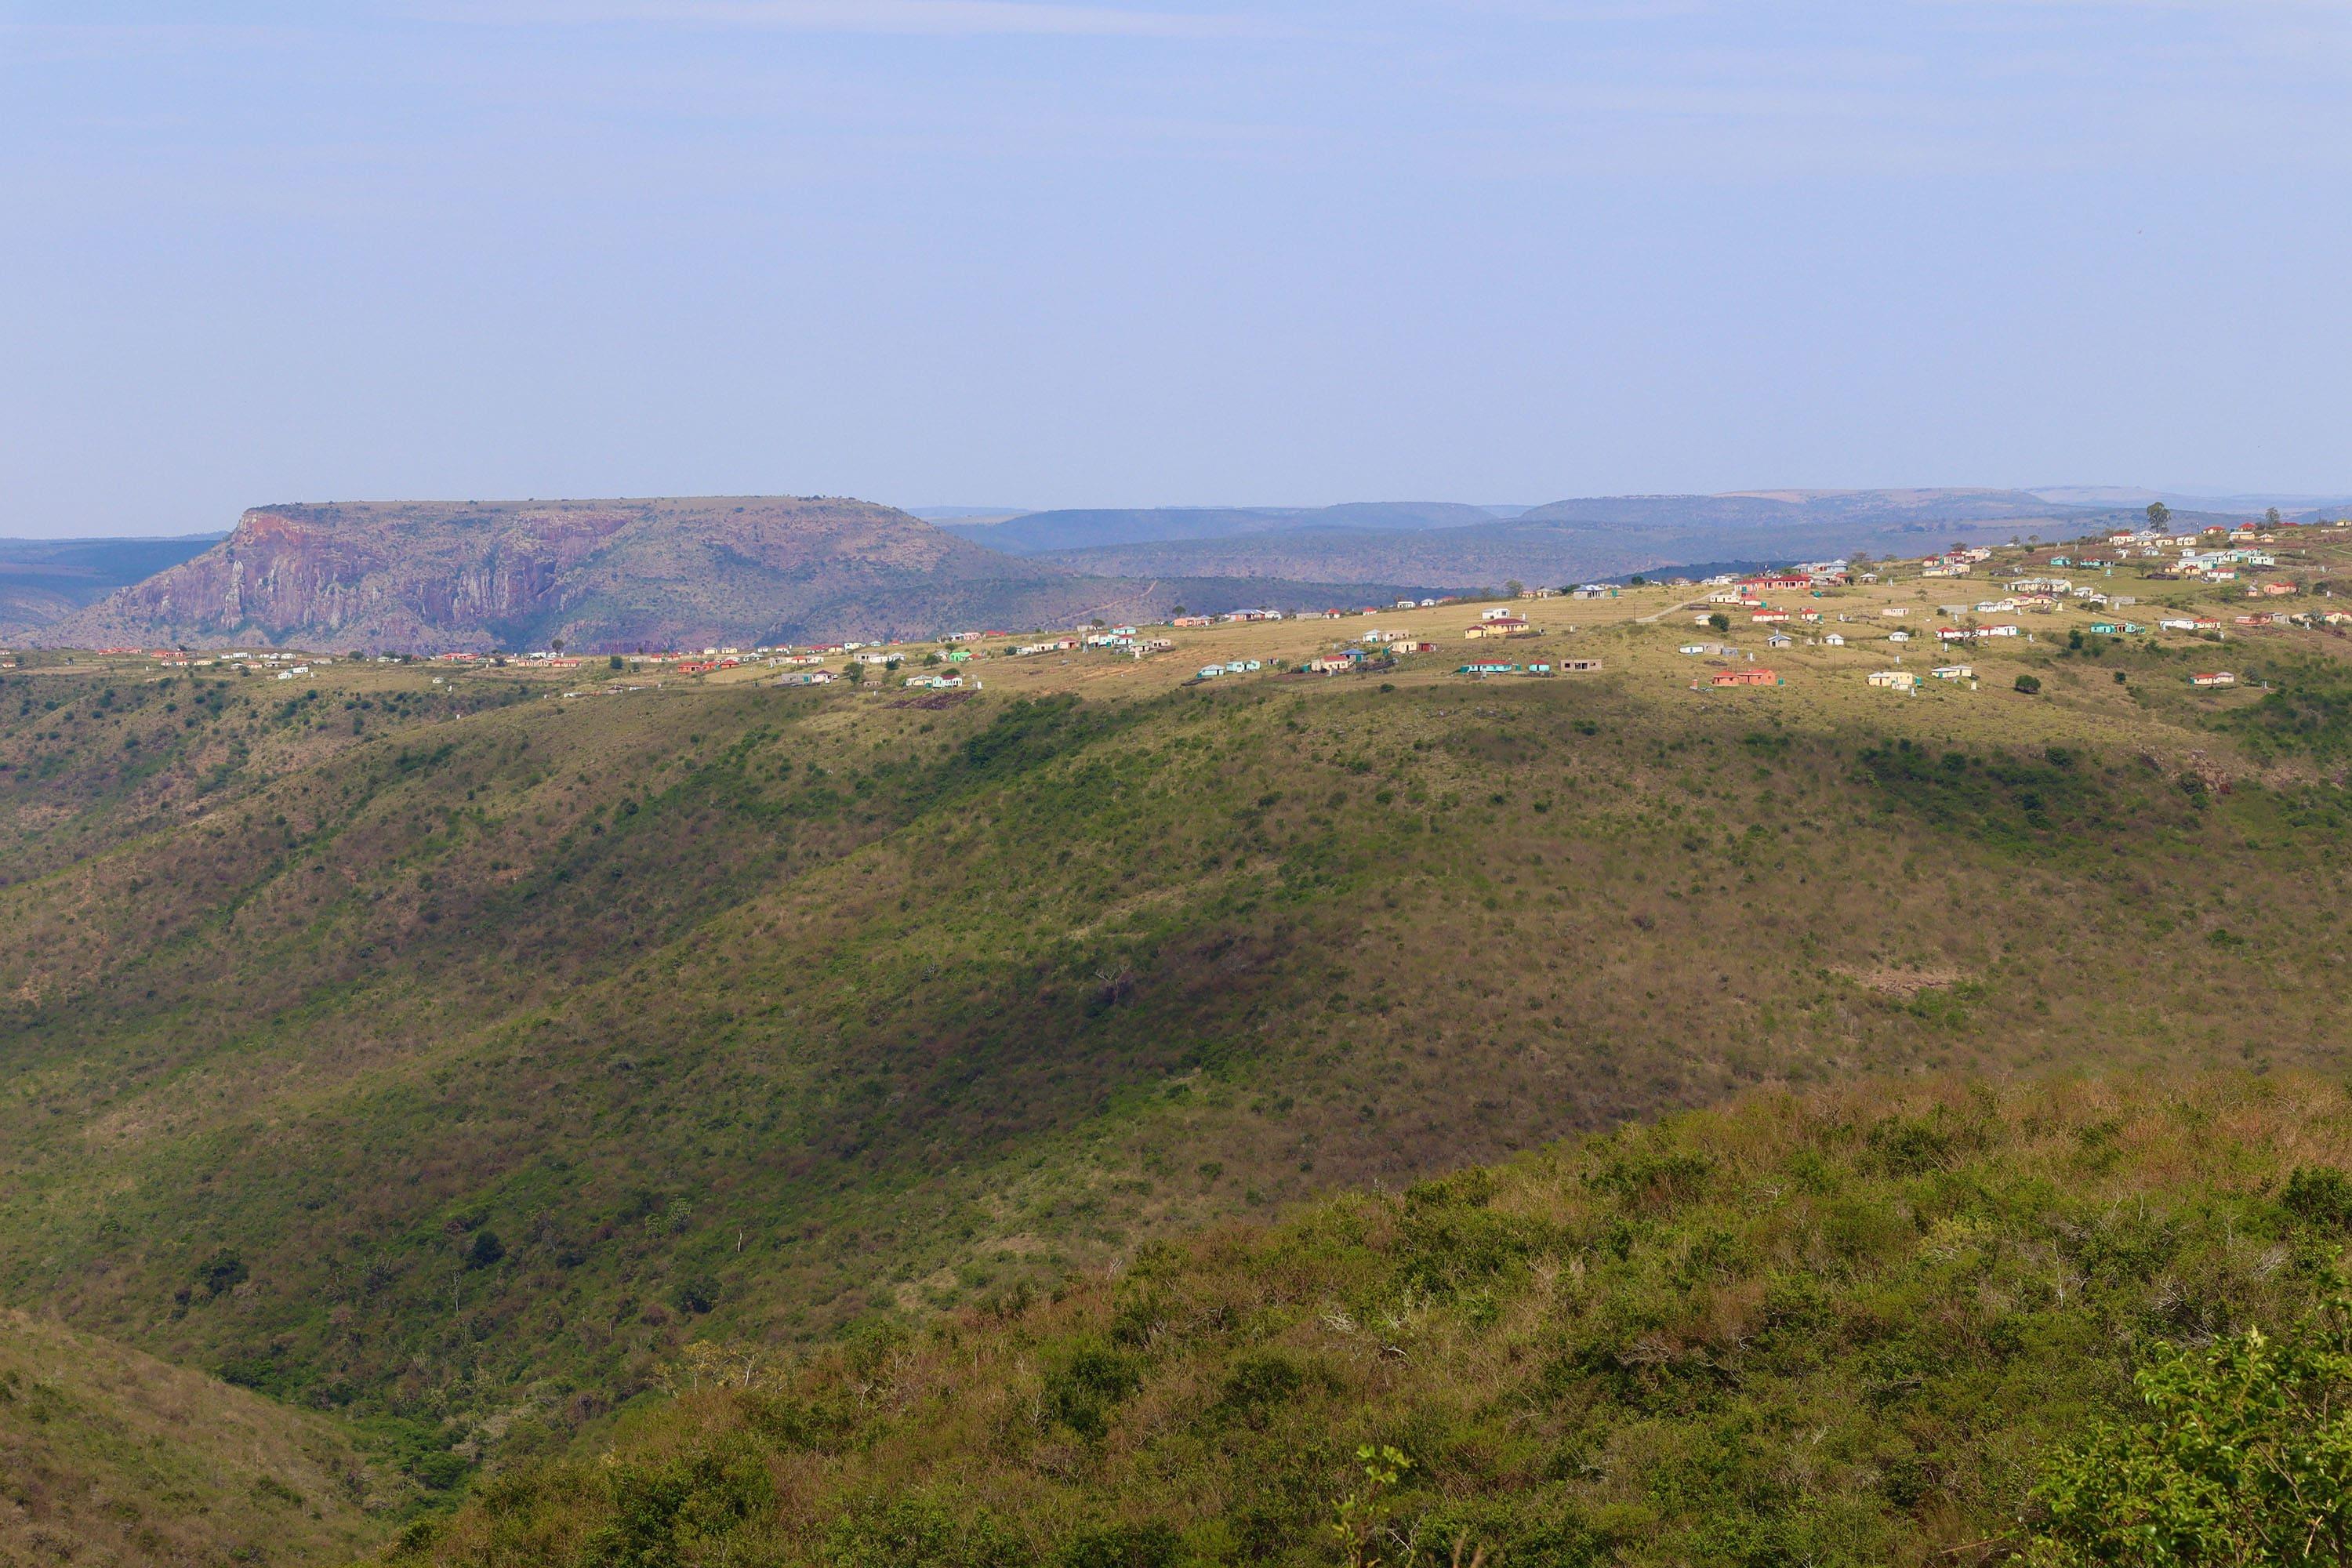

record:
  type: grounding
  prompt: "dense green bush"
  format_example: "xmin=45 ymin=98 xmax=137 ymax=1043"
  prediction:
xmin=2031 ymin=1299 xmax=2352 ymax=1565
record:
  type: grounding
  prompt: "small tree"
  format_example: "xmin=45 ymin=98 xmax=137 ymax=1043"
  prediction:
xmin=550 ymin=637 xmax=566 ymax=657
xmin=2268 ymin=506 xmax=2284 ymax=527
xmin=608 ymin=654 xmax=624 ymax=670
xmin=2147 ymin=501 xmax=2172 ymax=532
xmin=2015 ymin=673 xmax=2042 ymax=695
xmin=1708 ymin=612 xmax=1731 ymax=633
xmin=845 ymin=662 xmax=865 ymax=685
xmin=1330 ymin=1446 xmax=1412 ymax=1568
xmin=2028 ymin=1301 xmax=2352 ymax=1566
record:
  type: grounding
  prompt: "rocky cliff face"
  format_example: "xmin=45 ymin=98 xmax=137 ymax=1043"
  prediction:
xmin=42 ymin=496 xmax=1110 ymax=653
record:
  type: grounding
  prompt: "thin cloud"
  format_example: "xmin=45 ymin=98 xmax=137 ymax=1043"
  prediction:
xmin=0 ymin=21 xmax=297 ymax=64
xmin=434 ymin=0 xmax=1288 ymax=38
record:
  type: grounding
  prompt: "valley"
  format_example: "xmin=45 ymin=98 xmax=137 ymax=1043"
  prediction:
xmin=8 ymin=518 xmax=2352 ymax=1563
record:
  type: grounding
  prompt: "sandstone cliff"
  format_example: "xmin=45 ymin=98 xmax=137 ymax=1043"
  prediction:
xmin=42 ymin=496 xmax=1117 ymax=653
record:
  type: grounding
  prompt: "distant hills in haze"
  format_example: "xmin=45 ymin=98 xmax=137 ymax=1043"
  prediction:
xmin=985 ymin=488 xmax=2248 ymax=594
xmin=0 ymin=533 xmax=224 ymax=637
xmin=17 ymin=485 xmax=2350 ymax=652
xmin=938 ymin=500 xmax=1513 ymax=554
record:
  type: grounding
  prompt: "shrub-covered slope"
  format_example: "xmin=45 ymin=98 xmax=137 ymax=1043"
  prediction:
xmin=394 ymin=1074 xmax=2352 ymax=1568
xmin=6 ymin=648 xmax=2352 ymax=1501
xmin=0 ymin=1308 xmax=398 ymax=1567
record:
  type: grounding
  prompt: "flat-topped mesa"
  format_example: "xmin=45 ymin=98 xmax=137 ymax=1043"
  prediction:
xmin=38 ymin=495 xmax=1083 ymax=654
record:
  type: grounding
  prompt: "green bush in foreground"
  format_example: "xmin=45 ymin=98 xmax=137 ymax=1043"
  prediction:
xmin=2030 ymin=1298 xmax=2352 ymax=1566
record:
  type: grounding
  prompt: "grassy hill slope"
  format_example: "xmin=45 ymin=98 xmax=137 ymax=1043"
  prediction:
xmin=0 ymin=1309 xmax=397 ymax=1567
xmin=9 ymin=603 xmax=2352 ymax=1494
xmin=393 ymin=1072 xmax=2352 ymax=1568
xmin=13 ymin=529 xmax=2352 ymax=1552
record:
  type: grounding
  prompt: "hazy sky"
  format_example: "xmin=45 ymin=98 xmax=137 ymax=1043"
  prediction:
xmin=3 ymin=2 xmax=2348 ymax=536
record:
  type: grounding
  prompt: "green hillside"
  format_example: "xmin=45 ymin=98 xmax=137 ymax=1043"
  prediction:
xmin=0 ymin=1308 xmax=398 ymax=1567
xmin=9 ymin=531 xmax=2352 ymax=1556
xmin=390 ymin=1073 xmax=2352 ymax=1568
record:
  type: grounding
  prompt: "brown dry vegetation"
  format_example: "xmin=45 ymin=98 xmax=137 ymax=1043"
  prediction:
xmin=0 ymin=1309 xmax=394 ymax=1567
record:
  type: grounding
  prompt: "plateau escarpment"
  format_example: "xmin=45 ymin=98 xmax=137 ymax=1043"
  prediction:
xmin=41 ymin=496 xmax=1095 ymax=653
xmin=41 ymin=496 xmax=1431 ymax=653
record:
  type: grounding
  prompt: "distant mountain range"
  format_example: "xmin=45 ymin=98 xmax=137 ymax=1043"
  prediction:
xmin=20 ymin=486 xmax=2348 ymax=653
xmin=2031 ymin=485 xmax=2352 ymax=515
xmin=1007 ymin=489 xmax=2234 ymax=593
xmin=0 ymin=534 xmax=223 ymax=637
xmin=940 ymin=501 xmax=1512 ymax=554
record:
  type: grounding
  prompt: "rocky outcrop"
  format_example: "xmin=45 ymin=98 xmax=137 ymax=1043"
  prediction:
xmin=42 ymin=496 xmax=1104 ymax=653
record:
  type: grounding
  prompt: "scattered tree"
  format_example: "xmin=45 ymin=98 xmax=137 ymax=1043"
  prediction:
xmin=195 ymin=1249 xmax=248 ymax=1298
xmin=2147 ymin=501 xmax=2172 ymax=532
xmin=1708 ymin=612 xmax=1731 ymax=633
xmin=2015 ymin=673 xmax=2042 ymax=695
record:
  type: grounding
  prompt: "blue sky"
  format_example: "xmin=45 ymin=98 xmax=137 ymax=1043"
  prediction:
xmin=2 ymin=1 xmax=2348 ymax=535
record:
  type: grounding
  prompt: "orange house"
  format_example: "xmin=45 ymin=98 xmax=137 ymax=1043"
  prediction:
xmin=1711 ymin=669 xmax=1780 ymax=688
